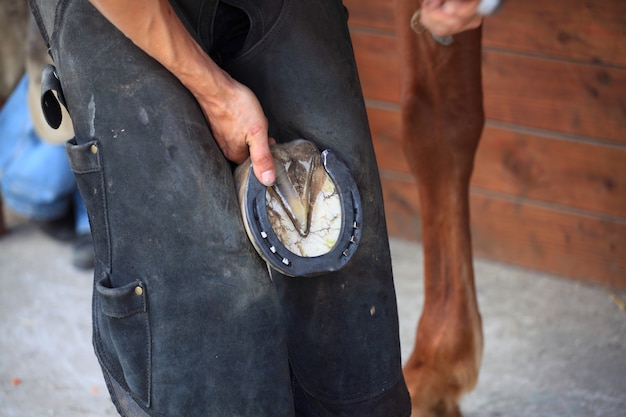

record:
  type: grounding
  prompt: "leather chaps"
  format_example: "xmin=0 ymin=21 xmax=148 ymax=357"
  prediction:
xmin=29 ymin=1 xmax=411 ymax=415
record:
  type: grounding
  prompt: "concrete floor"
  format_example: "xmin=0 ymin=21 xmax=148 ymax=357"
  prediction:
xmin=1 ymin=211 xmax=625 ymax=417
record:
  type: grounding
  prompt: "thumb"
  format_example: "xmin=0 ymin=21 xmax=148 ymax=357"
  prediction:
xmin=247 ymin=130 xmax=276 ymax=186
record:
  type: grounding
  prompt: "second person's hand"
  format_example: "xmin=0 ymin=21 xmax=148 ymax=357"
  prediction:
xmin=420 ymin=0 xmax=484 ymax=37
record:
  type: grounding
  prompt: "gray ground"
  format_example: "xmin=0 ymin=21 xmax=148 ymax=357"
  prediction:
xmin=1 ymin=211 xmax=625 ymax=417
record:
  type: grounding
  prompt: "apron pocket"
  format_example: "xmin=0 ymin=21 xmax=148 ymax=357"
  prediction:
xmin=96 ymin=274 xmax=152 ymax=407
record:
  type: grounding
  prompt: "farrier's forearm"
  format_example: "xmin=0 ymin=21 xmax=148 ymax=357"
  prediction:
xmin=89 ymin=0 xmax=230 ymax=104
xmin=89 ymin=0 xmax=276 ymax=184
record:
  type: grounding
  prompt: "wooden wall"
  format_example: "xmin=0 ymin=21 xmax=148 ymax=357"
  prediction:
xmin=344 ymin=0 xmax=626 ymax=289
xmin=0 ymin=0 xmax=28 ymax=106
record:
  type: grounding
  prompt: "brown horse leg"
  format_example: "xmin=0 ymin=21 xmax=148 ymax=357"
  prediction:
xmin=395 ymin=1 xmax=485 ymax=416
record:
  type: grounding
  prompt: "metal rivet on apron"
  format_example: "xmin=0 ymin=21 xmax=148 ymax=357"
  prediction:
xmin=134 ymin=286 xmax=143 ymax=296
xmin=281 ymin=258 xmax=290 ymax=266
xmin=90 ymin=144 xmax=98 ymax=154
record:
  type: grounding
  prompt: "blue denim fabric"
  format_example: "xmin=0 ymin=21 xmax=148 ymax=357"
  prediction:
xmin=0 ymin=75 xmax=74 ymax=219
xmin=28 ymin=0 xmax=411 ymax=415
xmin=73 ymin=190 xmax=90 ymax=234
xmin=0 ymin=75 xmax=89 ymax=233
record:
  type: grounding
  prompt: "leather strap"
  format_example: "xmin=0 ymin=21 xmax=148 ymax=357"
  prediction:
xmin=40 ymin=64 xmax=67 ymax=129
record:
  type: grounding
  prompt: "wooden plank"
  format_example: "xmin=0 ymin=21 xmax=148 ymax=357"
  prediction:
xmin=483 ymin=0 xmax=626 ymax=67
xmin=367 ymin=104 xmax=412 ymax=174
xmin=473 ymin=126 xmax=626 ymax=218
xmin=353 ymin=35 xmax=626 ymax=147
xmin=351 ymin=31 xmax=400 ymax=105
xmin=368 ymin=105 xmax=626 ymax=218
xmin=470 ymin=192 xmax=626 ymax=290
xmin=380 ymin=174 xmax=626 ymax=289
xmin=482 ymin=50 xmax=626 ymax=145
xmin=344 ymin=0 xmax=394 ymax=32
xmin=379 ymin=173 xmax=423 ymax=242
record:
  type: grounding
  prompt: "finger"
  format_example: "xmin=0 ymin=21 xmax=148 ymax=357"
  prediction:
xmin=421 ymin=2 xmax=482 ymax=36
xmin=247 ymin=129 xmax=276 ymax=186
xmin=441 ymin=0 xmax=479 ymax=15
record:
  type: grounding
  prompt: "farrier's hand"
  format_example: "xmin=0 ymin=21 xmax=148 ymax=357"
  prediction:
xmin=420 ymin=0 xmax=483 ymax=37
xmin=89 ymin=0 xmax=276 ymax=186
xmin=192 ymin=70 xmax=276 ymax=186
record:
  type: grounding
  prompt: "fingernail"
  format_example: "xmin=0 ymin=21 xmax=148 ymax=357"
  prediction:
xmin=261 ymin=170 xmax=275 ymax=186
